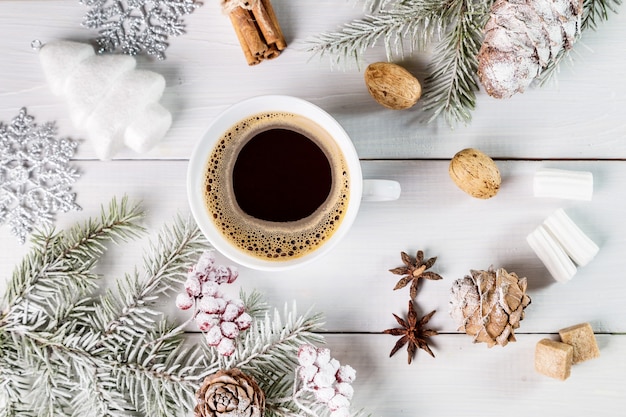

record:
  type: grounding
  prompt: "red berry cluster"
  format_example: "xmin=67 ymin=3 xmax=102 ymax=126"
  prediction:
xmin=176 ymin=250 xmax=252 ymax=356
xmin=297 ymin=344 xmax=356 ymax=417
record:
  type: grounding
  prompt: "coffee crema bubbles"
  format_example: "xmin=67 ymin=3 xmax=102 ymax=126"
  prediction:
xmin=203 ymin=111 xmax=351 ymax=261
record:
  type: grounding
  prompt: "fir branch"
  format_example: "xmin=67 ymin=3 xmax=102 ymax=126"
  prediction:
xmin=0 ymin=196 xmax=145 ymax=330
xmin=221 ymin=301 xmax=325 ymax=416
xmin=582 ymin=0 xmax=622 ymax=29
xmin=308 ymin=0 xmax=451 ymax=66
xmin=0 ymin=198 xmax=213 ymax=416
xmin=311 ymin=0 xmax=621 ymax=125
xmin=116 ymin=336 xmax=206 ymax=416
xmin=93 ymin=214 xmax=207 ymax=343
xmin=308 ymin=0 xmax=489 ymax=124
xmin=421 ymin=0 xmax=488 ymax=125
xmin=538 ymin=0 xmax=621 ymax=84
xmin=0 ymin=332 xmax=30 ymax=416
xmin=360 ymin=0 xmax=391 ymax=12
xmin=240 ymin=288 xmax=271 ymax=320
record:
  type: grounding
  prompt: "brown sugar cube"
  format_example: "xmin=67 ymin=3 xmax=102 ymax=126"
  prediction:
xmin=559 ymin=322 xmax=600 ymax=364
xmin=535 ymin=338 xmax=573 ymax=380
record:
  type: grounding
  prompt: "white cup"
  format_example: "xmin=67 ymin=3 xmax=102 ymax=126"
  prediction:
xmin=187 ymin=95 xmax=400 ymax=271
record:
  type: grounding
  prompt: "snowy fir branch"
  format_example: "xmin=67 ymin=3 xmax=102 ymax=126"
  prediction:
xmin=308 ymin=0 xmax=449 ymax=67
xmin=309 ymin=0 xmax=621 ymax=125
xmin=225 ymin=303 xmax=325 ymax=416
xmin=1 ymin=197 xmax=364 ymax=417
xmin=582 ymin=0 xmax=622 ymax=30
xmin=0 ymin=196 xmax=211 ymax=417
xmin=420 ymin=0 xmax=488 ymax=125
xmin=538 ymin=0 xmax=622 ymax=84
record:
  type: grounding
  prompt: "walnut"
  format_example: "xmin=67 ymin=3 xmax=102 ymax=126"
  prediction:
xmin=364 ymin=62 xmax=422 ymax=110
xmin=449 ymin=148 xmax=501 ymax=199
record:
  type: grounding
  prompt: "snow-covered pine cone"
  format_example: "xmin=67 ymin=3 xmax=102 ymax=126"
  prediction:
xmin=477 ymin=0 xmax=583 ymax=99
xmin=450 ymin=267 xmax=531 ymax=347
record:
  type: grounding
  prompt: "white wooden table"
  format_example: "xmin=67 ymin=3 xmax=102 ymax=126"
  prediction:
xmin=1 ymin=1 xmax=625 ymax=416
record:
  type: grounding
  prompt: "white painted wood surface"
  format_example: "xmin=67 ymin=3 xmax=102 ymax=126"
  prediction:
xmin=1 ymin=1 xmax=625 ymax=416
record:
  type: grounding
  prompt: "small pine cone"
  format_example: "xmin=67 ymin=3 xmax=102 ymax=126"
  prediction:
xmin=477 ymin=0 xmax=583 ymax=98
xmin=195 ymin=368 xmax=265 ymax=417
xmin=450 ymin=267 xmax=531 ymax=347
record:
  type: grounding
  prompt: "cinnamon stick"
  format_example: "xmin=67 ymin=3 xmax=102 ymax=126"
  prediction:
xmin=229 ymin=6 xmax=267 ymax=65
xmin=251 ymin=0 xmax=287 ymax=52
xmin=226 ymin=0 xmax=286 ymax=65
xmin=229 ymin=16 xmax=259 ymax=64
xmin=263 ymin=44 xmax=281 ymax=60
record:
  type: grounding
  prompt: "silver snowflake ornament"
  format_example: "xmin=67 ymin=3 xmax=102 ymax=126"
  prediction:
xmin=0 ymin=108 xmax=81 ymax=243
xmin=80 ymin=0 xmax=201 ymax=60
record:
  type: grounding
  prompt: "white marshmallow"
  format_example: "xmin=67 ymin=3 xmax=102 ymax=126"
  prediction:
xmin=543 ymin=208 xmax=599 ymax=267
xmin=527 ymin=224 xmax=577 ymax=283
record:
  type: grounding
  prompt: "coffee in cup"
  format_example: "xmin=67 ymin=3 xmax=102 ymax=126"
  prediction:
xmin=203 ymin=110 xmax=350 ymax=260
xmin=188 ymin=96 xmax=400 ymax=271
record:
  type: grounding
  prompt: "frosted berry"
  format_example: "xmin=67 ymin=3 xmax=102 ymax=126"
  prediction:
xmin=184 ymin=276 xmax=201 ymax=297
xmin=327 ymin=394 xmax=350 ymax=412
xmin=336 ymin=365 xmax=356 ymax=383
xmin=235 ymin=312 xmax=252 ymax=331
xmin=216 ymin=337 xmax=236 ymax=356
xmin=205 ymin=326 xmax=223 ymax=347
xmin=175 ymin=293 xmax=194 ymax=310
xmin=220 ymin=321 xmax=240 ymax=339
xmin=222 ymin=302 xmax=241 ymax=322
xmin=197 ymin=296 xmax=227 ymax=315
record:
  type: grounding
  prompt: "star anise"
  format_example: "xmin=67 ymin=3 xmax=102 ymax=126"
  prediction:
xmin=383 ymin=300 xmax=438 ymax=364
xmin=389 ymin=250 xmax=442 ymax=298
xmin=390 ymin=250 xmax=442 ymax=299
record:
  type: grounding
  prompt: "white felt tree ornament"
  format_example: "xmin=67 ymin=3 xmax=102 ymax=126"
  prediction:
xmin=39 ymin=40 xmax=172 ymax=160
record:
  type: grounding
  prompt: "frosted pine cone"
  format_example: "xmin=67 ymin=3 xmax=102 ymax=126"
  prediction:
xmin=195 ymin=369 xmax=265 ymax=417
xmin=477 ymin=0 xmax=583 ymax=98
xmin=450 ymin=267 xmax=531 ymax=347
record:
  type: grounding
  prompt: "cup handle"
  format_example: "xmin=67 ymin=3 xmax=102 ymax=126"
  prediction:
xmin=362 ymin=179 xmax=401 ymax=202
